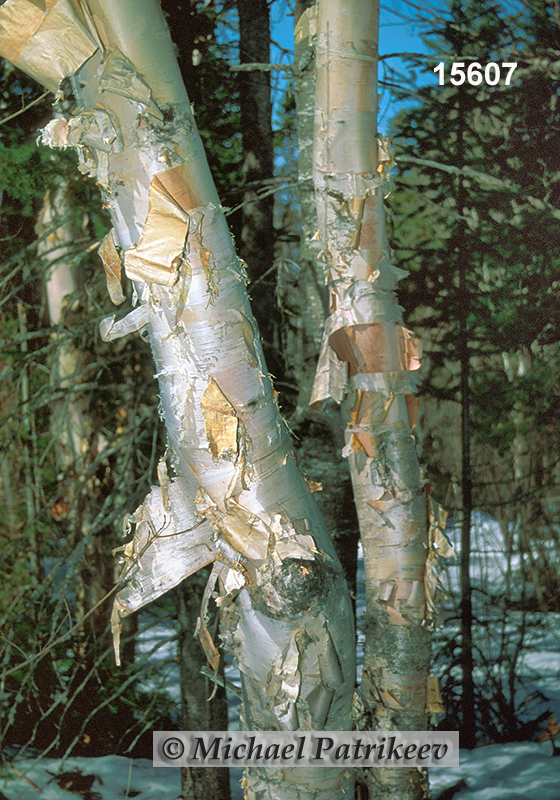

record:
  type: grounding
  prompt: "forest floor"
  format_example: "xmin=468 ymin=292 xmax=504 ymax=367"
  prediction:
xmin=1 ymin=739 xmax=559 ymax=800
xmin=2 ymin=515 xmax=559 ymax=800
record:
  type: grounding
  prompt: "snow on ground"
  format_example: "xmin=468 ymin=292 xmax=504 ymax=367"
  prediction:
xmin=0 ymin=755 xmax=181 ymax=800
xmin=2 ymin=743 xmax=560 ymax=800
xmin=2 ymin=514 xmax=559 ymax=800
xmin=432 ymin=742 xmax=560 ymax=799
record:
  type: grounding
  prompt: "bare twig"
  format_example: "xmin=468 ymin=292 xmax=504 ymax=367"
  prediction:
xmin=7 ymin=764 xmax=42 ymax=792
xmin=0 ymin=91 xmax=50 ymax=127
xmin=230 ymin=62 xmax=292 ymax=72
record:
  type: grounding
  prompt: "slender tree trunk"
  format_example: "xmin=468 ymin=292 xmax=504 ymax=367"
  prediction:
xmin=177 ymin=575 xmax=230 ymax=800
xmin=291 ymin=0 xmax=326 ymax=413
xmin=311 ymin=1 xmax=438 ymax=797
xmin=457 ymin=193 xmax=475 ymax=751
xmin=237 ymin=0 xmax=274 ymax=277
xmin=0 ymin=3 xmax=355 ymax=798
xmin=38 ymin=182 xmax=141 ymax=752
xmin=453 ymin=56 xmax=476 ymax=750
xmin=40 ymin=183 xmax=94 ymax=657
xmin=236 ymin=0 xmax=277 ymax=361
xmin=290 ymin=0 xmax=360 ymax=597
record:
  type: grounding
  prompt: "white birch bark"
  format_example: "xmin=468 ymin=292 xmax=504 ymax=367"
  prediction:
xmin=38 ymin=184 xmax=89 ymax=468
xmin=38 ymin=183 xmax=120 ymax=655
xmin=39 ymin=184 xmax=89 ymax=636
xmin=0 ymin=2 xmax=355 ymax=797
xmin=311 ymin=1 xmax=448 ymax=797
xmin=288 ymin=0 xmax=326 ymax=416
xmin=290 ymin=0 xmax=361 ymax=612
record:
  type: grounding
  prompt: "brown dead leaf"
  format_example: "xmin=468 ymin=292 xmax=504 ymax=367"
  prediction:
xmin=199 ymin=614 xmax=220 ymax=671
xmin=426 ymin=675 xmax=445 ymax=714
xmin=538 ymin=716 xmax=560 ymax=741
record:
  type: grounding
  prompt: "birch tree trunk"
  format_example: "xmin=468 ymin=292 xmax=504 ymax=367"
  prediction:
xmin=311 ymin=1 xmax=446 ymax=797
xmin=40 ymin=184 xmax=95 ymax=653
xmin=290 ymin=0 xmax=328 ymax=414
xmin=289 ymin=0 xmax=360 ymax=599
xmin=38 ymin=182 xmax=145 ymax=751
xmin=39 ymin=184 xmax=120 ymax=658
xmin=0 ymin=2 xmax=355 ymax=798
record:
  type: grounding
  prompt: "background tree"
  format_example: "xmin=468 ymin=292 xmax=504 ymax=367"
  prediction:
xmin=387 ymin=0 xmax=560 ymax=745
xmin=236 ymin=0 xmax=275 ymax=282
xmin=0 ymin=130 xmax=172 ymax=757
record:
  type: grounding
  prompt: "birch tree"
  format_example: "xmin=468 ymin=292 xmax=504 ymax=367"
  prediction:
xmin=289 ymin=0 xmax=360 ymax=598
xmin=0 ymin=2 xmax=355 ymax=799
xmin=310 ymin=0 xmax=447 ymax=797
xmin=39 ymin=183 xmax=106 ymax=666
xmin=291 ymin=0 xmax=324 ymax=415
xmin=39 ymin=182 xmax=115 ymax=648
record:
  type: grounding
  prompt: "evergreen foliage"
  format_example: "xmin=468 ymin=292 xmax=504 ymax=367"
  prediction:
xmin=389 ymin=0 xmax=560 ymax=482
xmin=387 ymin=0 xmax=560 ymax=742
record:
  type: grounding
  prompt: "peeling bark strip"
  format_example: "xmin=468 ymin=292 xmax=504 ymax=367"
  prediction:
xmin=311 ymin=1 xmax=450 ymax=798
xmin=0 ymin=0 xmax=98 ymax=92
xmin=98 ymin=228 xmax=126 ymax=305
xmin=0 ymin=2 xmax=355 ymax=798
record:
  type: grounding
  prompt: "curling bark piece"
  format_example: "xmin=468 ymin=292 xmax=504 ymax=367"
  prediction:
xmin=113 ymin=479 xmax=215 ymax=616
xmin=309 ymin=165 xmax=415 ymax=409
xmin=123 ymin=166 xmax=196 ymax=288
xmin=98 ymin=228 xmax=126 ymax=305
xmin=0 ymin=0 xmax=98 ymax=93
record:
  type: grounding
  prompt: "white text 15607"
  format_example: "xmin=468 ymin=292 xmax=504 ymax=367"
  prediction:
xmin=433 ymin=62 xmax=518 ymax=86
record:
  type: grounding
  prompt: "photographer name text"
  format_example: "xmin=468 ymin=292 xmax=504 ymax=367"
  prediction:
xmin=153 ymin=730 xmax=459 ymax=768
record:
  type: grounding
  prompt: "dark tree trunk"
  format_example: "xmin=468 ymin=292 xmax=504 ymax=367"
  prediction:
xmin=236 ymin=0 xmax=276 ymax=362
xmin=178 ymin=575 xmax=231 ymax=800
xmin=451 ymin=20 xmax=476 ymax=746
